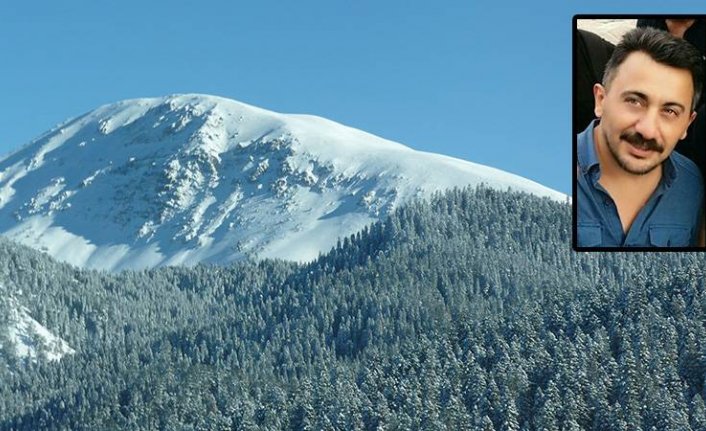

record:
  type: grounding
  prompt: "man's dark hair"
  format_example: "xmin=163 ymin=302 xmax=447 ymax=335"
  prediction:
xmin=602 ymin=27 xmax=704 ymax=111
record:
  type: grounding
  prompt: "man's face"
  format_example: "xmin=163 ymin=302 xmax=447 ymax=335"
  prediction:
xmin=593 ymin=51 xmax=697 ymax=175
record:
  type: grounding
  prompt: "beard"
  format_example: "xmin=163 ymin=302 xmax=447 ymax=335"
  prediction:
xmin=606 ymin=130 xmax=665 ymax=175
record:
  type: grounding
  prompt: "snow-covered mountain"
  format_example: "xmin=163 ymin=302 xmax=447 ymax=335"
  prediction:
xmin=0 ymin=94 xmax=564 ymax=271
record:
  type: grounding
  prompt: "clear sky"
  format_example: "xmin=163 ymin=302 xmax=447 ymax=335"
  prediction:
xmin=2 ymin=1 xmax=704 ymax=195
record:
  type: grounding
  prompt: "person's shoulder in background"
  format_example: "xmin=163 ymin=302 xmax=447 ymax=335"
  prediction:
xmin=575 ymin=30 xmax=615 ymax=132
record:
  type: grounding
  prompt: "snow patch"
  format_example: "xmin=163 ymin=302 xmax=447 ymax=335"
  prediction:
xmin=2 ymin=296 xmax=74 ymax=363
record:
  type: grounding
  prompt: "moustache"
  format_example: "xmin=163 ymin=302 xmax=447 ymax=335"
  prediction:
xmin=620 ymin=132 xmax=663 ymax=153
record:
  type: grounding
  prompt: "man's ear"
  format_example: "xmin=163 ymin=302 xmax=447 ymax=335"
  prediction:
xmin=681 ymin=110 xmax=697 ymax=140
xmin=593 ymin=83 xmax=606 ymax=118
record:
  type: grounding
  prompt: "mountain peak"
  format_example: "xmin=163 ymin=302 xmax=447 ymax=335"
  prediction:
xmin=0 ymin=95 xmax=564 ymax=271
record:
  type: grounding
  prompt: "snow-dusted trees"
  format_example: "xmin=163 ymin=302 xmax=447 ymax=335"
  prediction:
xmin=2 ymin=187 xmax=706 ymax=429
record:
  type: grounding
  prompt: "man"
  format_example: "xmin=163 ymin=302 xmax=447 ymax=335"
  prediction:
xmin=576 ymin=19 xmax=706 ymax=179
xmin=576 ymin=27 xmax=704 ymax=247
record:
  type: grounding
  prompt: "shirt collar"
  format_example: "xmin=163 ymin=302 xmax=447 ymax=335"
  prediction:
xmin=576 ymin=119 xmax=678 ymax=187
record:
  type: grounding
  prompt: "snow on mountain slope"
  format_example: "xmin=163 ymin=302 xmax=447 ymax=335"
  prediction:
xmin=0 ymin=293 xmax=74 ymax=363
xmin=0 ymin=94 xmax=565 ymax=271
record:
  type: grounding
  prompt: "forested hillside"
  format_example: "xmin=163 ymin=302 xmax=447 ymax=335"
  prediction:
xmin=2 ymin=186 xmax=706 ymax=430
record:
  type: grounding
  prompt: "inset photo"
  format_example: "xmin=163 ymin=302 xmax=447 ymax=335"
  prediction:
xmin=573 ymin=16 xmax=706 ymax=250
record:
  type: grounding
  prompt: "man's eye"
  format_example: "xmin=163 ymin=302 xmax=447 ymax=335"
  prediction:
xmin=663 ymin=108 xmax=679 ymax=117
xmin=625 ymin=97 xmax=642 ymax=106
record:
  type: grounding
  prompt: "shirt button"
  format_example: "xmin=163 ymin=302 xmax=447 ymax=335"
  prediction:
xmin=603 ymin=199 xmax=610 ymax=207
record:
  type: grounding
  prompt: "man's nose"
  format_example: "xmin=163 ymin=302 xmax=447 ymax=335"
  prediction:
xmin=634 ymin=111 xmax=659 ymax=140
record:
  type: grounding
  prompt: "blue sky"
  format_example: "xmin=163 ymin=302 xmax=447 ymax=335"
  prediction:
xmin=2 ymin=1 xmax=705 ymax=195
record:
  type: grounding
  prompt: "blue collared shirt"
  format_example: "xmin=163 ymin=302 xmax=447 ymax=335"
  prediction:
xmin=577 ymin=120 xmax=703 ymax=247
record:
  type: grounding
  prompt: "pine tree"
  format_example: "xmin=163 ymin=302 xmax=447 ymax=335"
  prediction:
xmin=691 ymin=393 xmax=706 ymax=431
